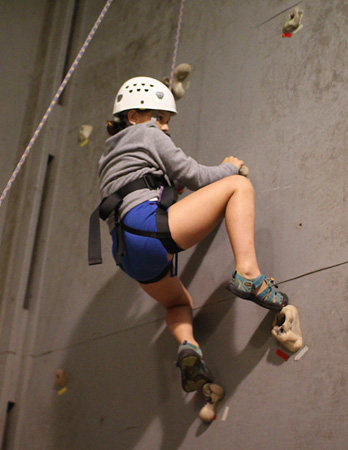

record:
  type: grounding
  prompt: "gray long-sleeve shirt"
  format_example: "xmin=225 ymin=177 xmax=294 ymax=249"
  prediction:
xmin=98 ymin=121 xmax=239 ymax=219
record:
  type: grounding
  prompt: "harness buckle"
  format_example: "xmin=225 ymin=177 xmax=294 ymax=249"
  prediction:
xmin=143 ymin=174 xmax=157 ymax=190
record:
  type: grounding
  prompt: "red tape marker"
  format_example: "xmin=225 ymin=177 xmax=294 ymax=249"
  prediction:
xmin=282 ymin=33 xmax=292 ymax=38
xmin=276 ymin=348 xmax=290 ymax=361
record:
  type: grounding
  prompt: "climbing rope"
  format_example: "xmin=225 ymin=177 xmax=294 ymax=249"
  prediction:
xmin=169 ymin=0 xmax=186 ymax=90
xmin=0 ymin=0 xmax=114 ymax=208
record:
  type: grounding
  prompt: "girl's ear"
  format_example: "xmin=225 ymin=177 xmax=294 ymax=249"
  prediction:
xmin=127 ymin=109 xmax=137 ymax=125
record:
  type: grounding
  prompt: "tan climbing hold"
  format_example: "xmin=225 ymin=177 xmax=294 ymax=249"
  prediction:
xmin=199 ymin=383 xmax=225 ymax=423
xmin=283 ymin=7 xmax=304 ymax=35
xmin=239 ymin=165 xmax=249 ymax=177
xmin=163 ymin=63 xmax=192 ymax=100
xmin=56 ymin=369 xmax=68 ymax=388
xmin=272 ymin=305 xmax=303 ymax=353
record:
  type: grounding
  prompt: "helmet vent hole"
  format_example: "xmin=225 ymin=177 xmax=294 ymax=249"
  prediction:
xmin=129 ymin=90 xmax=133 ymax=93
xmin=145 ymin=89 xmax=149 ymax=92
xmin=141 ymin=100 xmax=144 ymax=104
xmin=137 ymin=88 xmax=141 ymax=92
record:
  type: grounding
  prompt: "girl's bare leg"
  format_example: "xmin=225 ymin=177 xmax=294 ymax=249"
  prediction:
xmin=139 ymin=274 xmax=199 ymax=346
xmin=168 ymin=175 xmax=261 ymax=279
xmin=140 ymin=175 xmax=263 ymax=346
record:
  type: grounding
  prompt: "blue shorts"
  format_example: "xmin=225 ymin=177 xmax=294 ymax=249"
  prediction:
xmin=111 ymin=201 xmax=176 ymax=283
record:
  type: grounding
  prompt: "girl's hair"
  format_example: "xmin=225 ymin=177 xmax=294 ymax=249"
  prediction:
xmin=106 ymin=111 xmax=129 ymax=136
xmin=106 ymin=118 xmax=127 ymax=136
xmin=106 ymin=109 xmax=151 ymax=136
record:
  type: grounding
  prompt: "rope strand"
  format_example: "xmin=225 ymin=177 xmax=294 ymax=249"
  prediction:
xmin=169 ymin=0 xmax=186 ymax=90
xmin=0 ymin=0 xmax=114 ymax=207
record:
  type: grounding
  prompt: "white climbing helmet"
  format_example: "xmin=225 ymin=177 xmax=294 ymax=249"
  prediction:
xmin=113 ymin=76 xmax=177 ymax=116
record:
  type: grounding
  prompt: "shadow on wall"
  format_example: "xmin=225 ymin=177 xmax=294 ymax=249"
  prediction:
xmin=52 ymin=229 xmax=279 ymax=449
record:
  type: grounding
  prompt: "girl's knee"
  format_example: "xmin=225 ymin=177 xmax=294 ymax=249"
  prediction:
xmin=165 ymin=292 xmax=192 ymax=310
xmin=240 ymin=175 xmax=254 ymax=191
xmin=227 ymin=174 xmax=254 ymax=192
xmin=166 ymin=301 xmax=192 ymax=312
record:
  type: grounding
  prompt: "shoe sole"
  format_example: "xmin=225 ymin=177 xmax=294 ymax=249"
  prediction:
xmin=226 ymin=281 xmax=288 ymax=312
xmin=177 ymin=352 xmax=213 ymax=392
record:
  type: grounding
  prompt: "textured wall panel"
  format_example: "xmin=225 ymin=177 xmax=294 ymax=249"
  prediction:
xmin=2 ymin=0 xmax=348 ymax=449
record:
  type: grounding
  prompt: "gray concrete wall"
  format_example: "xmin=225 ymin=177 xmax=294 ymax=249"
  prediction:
xmin=0 ymin=0 xmax=53 ymax=436
xmin=1 ymin=0 xmax=348 ymax=449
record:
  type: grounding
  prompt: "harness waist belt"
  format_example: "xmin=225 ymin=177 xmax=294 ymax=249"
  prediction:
xmin=88 ymin=175 xmax=171 ymax=265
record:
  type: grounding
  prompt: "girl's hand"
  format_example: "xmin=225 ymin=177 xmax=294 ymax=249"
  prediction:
xmin=221 ymin=156 xmax=244 ymax=170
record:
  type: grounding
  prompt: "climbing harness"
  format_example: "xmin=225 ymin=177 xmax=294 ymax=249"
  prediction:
xmin=169 ymin=0 xmax=186 ymax=90
xmin=0 ymin=0 xmax=114 ymax=208
xmin=88 ymin=174 xmax=183 ymax=266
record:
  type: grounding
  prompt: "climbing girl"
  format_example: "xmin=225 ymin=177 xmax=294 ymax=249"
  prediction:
xmin=90 ymin=76 xmax=288 ymax=392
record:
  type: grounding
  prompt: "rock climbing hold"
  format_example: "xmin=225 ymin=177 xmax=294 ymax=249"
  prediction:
xmin=163 ymin=63 xmax=192 ymax=100
xmin=282 ymin=7 xmax=304 ymax=37
xmin=199 ymin=383 xmax=225 ymax=423
xmin=79 ymin=124 xmax=93 ymax=146
xmin=56 ymin=369 xmax=68 ymax=388
xmin=239 ymin=165 xmax=249 ymax=177
xmin=272 ymin=305 xmax=303 ymax=353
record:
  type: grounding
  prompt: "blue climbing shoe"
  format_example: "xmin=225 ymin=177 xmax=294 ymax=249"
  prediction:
xmin=226 ymin=271 xmax=288 ymax=312
xmin=176 ymin=341 xmax=213 ymax=392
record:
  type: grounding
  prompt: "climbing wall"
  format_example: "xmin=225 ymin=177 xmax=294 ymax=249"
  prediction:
xmin=1 ymin=0 xmax=348 ymax=449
